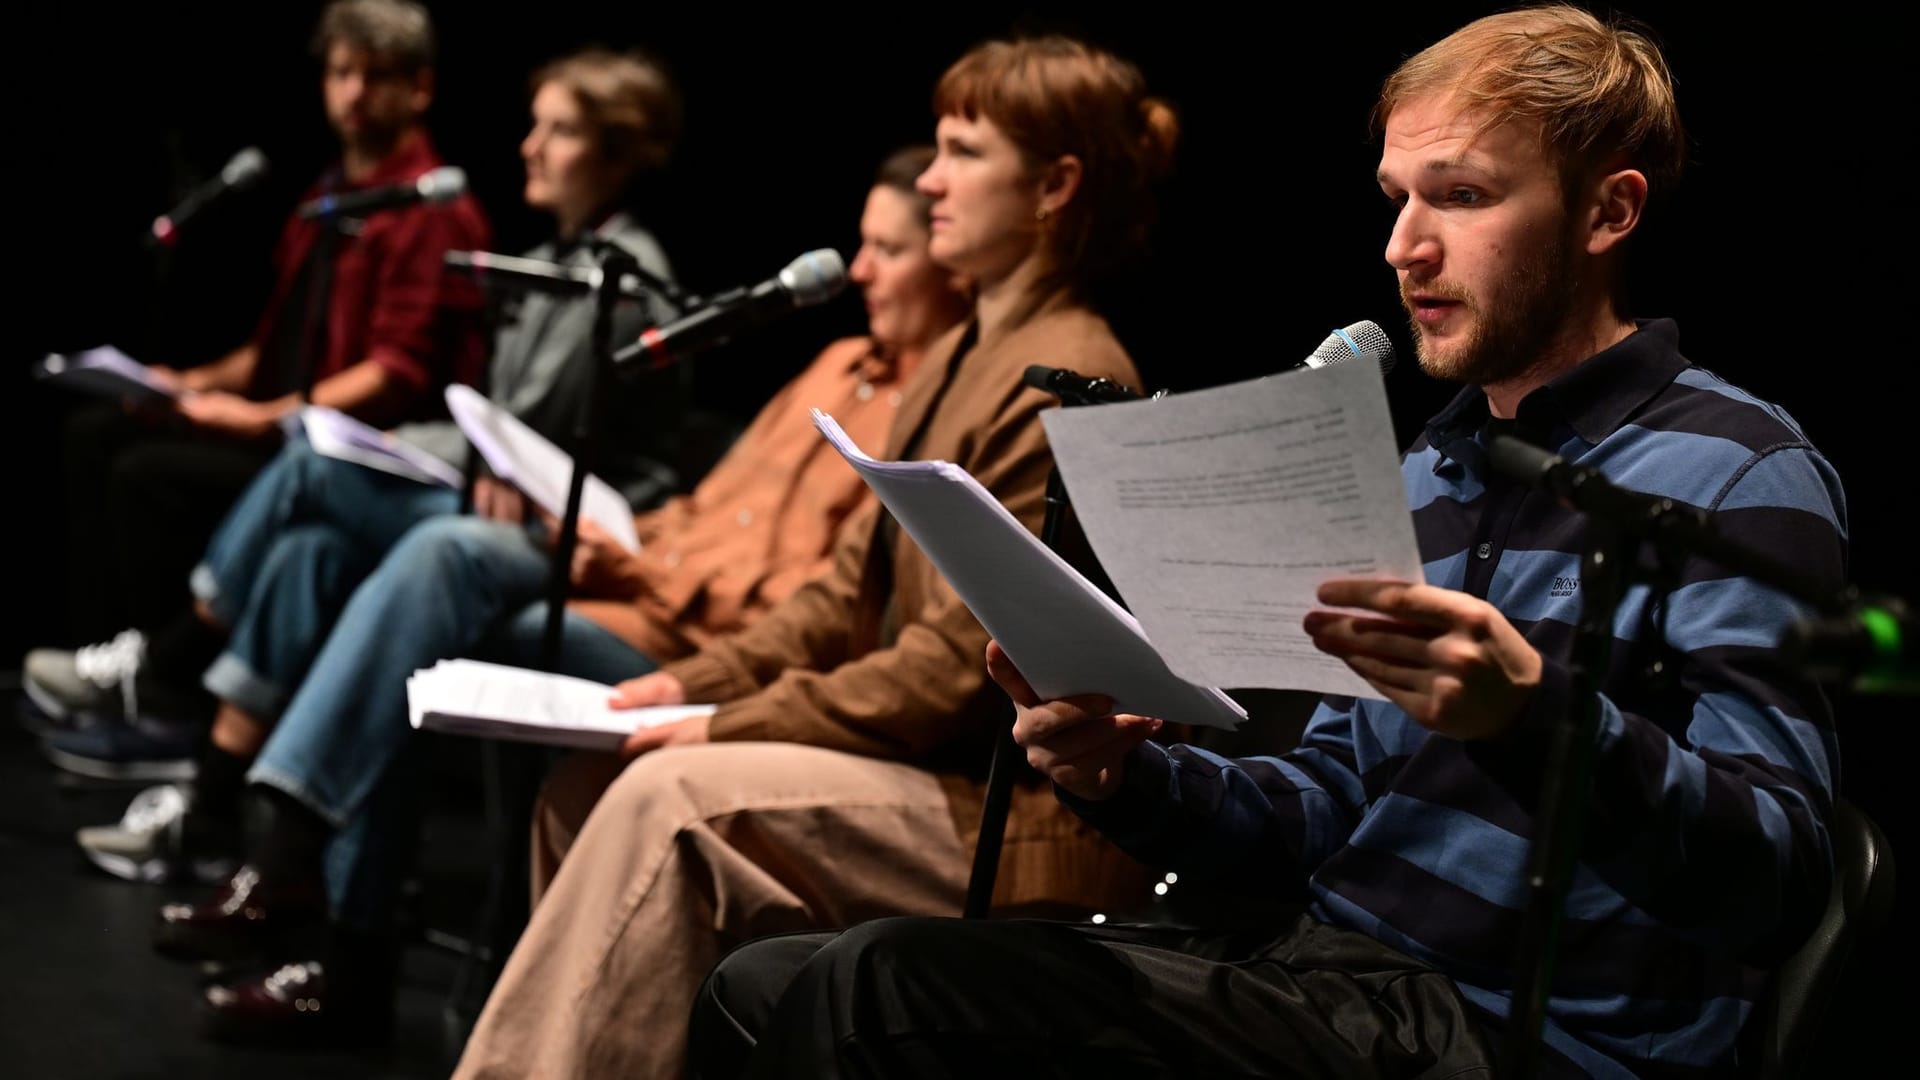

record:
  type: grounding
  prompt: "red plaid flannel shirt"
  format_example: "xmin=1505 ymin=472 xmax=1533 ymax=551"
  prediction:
xmin=248 ymin=131 xmax=491 ymax=417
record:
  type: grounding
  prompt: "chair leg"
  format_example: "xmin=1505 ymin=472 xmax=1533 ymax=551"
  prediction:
xmin=963 ymin=723 xmax=1022 ymax=919
xmin=441 ymin=740 xmax=540 ymax=1050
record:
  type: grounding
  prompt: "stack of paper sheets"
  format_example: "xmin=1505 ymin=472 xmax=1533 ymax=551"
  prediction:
xmin=814 ymin=410 xmax=1247 ymax=730
xmin=1037 ymin=358 xmax=1425 ymax=699
xmin=446 ymin=384 xmax=640 ymax=552
xmin=298 ymin=406 xmax=465 ymax=488
xmin=407 ymin=658 xmax=713 ymax=752
xmin=36 ymin=346 xmax=178 ymax=406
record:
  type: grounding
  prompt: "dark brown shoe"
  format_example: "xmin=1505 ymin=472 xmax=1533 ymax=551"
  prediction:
xmin=154 ymin=863 xmax=326 ymax=966
xmin=201 ymin=960 xmax=390 ymax=1047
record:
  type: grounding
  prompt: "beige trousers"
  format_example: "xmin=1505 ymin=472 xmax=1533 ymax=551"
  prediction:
xmin=451 ymin=741 xmax=972 ymax=1079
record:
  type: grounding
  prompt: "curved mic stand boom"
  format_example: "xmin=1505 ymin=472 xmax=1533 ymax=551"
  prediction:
xmin=445 ymin=244 xmax=650 ymax=1039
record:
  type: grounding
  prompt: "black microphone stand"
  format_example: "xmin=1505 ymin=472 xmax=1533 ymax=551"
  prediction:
xmin=539 ymin=245 xmax=638 ymax=669
xmin=1487 ymin=434 xmax=1852 ymax=1079
xmin=964 ymin=373 xmax=1146 ymax=919
xmin=1500 ymin=512 xmax=1634 ymax=1080
xmin=294 ymin=222 xmax=343 ymax=405
xmin=446 ymin=244 xmax=642 ymax=1040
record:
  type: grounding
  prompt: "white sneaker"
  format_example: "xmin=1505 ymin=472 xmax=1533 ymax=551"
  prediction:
xmin=23 ymin=628 xmax=145 ymax=720
xmin=74 ymin=784 xmax=236 ymax=885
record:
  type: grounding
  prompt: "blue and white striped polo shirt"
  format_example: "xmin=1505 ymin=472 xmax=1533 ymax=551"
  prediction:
xmin=1075 ymin=319 xmax=1848 ymax=1078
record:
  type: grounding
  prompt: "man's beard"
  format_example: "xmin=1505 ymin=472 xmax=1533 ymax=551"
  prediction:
xmin=1402 ymin=220 xmax=1582 ymax=387
xmin=334 ymin=114 xmax=405 ymax=160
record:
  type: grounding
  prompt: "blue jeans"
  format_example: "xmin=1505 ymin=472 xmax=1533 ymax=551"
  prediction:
xmin=245 ymin=515 xmax=656 ymax=928
xmin=193 ymin=436 xmax=461 ymax=720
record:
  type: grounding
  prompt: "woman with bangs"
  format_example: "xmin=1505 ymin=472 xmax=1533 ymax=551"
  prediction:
xmin=453 ymin=34 xmax=1179 ymax=1080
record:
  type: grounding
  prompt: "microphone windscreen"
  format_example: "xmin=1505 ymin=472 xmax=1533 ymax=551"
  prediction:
xmin=779 ymin=249 xmax=848 ymax=307
xmin=1345 ymin=320 xmax=1397 ymax=374
xmin=418 ymin=166 xmax=468 ymax=203
xmin=1310 ymin=320 xmax=1397 ymax=374
xmin=221 ymin=147 xmax=269 ymax=189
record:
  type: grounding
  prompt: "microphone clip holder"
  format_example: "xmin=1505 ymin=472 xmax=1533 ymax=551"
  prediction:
xmin=582 ymin=237 xmax=700 ymax=311
xmin=1028 ymin=365 xmax=1153 ymax=407
xmin=1052 ymin=377 xmax=1138 ymax=407
xmin=444 ymin=248 xmax=698 ymax=313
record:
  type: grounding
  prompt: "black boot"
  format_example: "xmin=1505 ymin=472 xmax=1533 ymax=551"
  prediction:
xmin=154 ymin=785 xmax=329 ymax=966
xmin=201 ymin=923 xmax=399 ymax=1047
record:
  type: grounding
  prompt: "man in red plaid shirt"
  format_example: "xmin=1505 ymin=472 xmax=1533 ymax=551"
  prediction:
xmin=34 ymin=0 xmax=490 ymax=772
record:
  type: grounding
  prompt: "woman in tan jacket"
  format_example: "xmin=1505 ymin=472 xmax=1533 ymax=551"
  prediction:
xmin=454 ymin=35 xmax=1180 ymax=1079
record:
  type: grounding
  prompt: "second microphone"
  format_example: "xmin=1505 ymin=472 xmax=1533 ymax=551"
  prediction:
xmin=614 ymin=249 xmax=847 ymax=369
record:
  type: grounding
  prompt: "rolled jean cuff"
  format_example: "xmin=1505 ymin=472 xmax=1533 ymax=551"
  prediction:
xmin=189 ymin=563 xmax=234 ymax=625
xmin=202 ymin=652 xmax=291 ymax=725
xmin=247 ymin=761 xmax=351 ymax=830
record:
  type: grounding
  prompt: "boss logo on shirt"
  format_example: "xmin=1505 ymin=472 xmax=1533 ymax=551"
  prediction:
xmin=1549 ymin=576 xmax=1580 ymax=598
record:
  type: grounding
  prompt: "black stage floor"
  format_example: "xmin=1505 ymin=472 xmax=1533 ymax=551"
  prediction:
xmin=0 ymin=675 xmax=485 ymax=1079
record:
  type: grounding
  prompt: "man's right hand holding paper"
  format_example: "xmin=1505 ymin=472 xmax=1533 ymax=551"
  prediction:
xmin=988 ymin=639 xmax=1164 ymax=802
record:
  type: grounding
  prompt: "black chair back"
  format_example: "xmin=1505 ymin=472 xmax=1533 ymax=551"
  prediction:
xmin=1754 ymin=798 xmax=1896 ymax=1077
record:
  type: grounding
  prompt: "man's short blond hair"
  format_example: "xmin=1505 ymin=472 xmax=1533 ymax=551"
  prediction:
xmin=1374 ymin=4 xmax=1684 ymax=199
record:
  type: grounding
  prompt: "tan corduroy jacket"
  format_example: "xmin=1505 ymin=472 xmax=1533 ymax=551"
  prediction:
xmin=662 ymin=287 xmax=1155 ymax=912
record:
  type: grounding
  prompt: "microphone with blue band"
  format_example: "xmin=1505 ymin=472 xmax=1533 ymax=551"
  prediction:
xmin=297 ymin=165 xmax=467 ymax=221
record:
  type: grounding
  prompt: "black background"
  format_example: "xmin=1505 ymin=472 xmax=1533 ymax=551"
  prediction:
xmin=5 ymin=0 xmax=1909 ymax=1055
